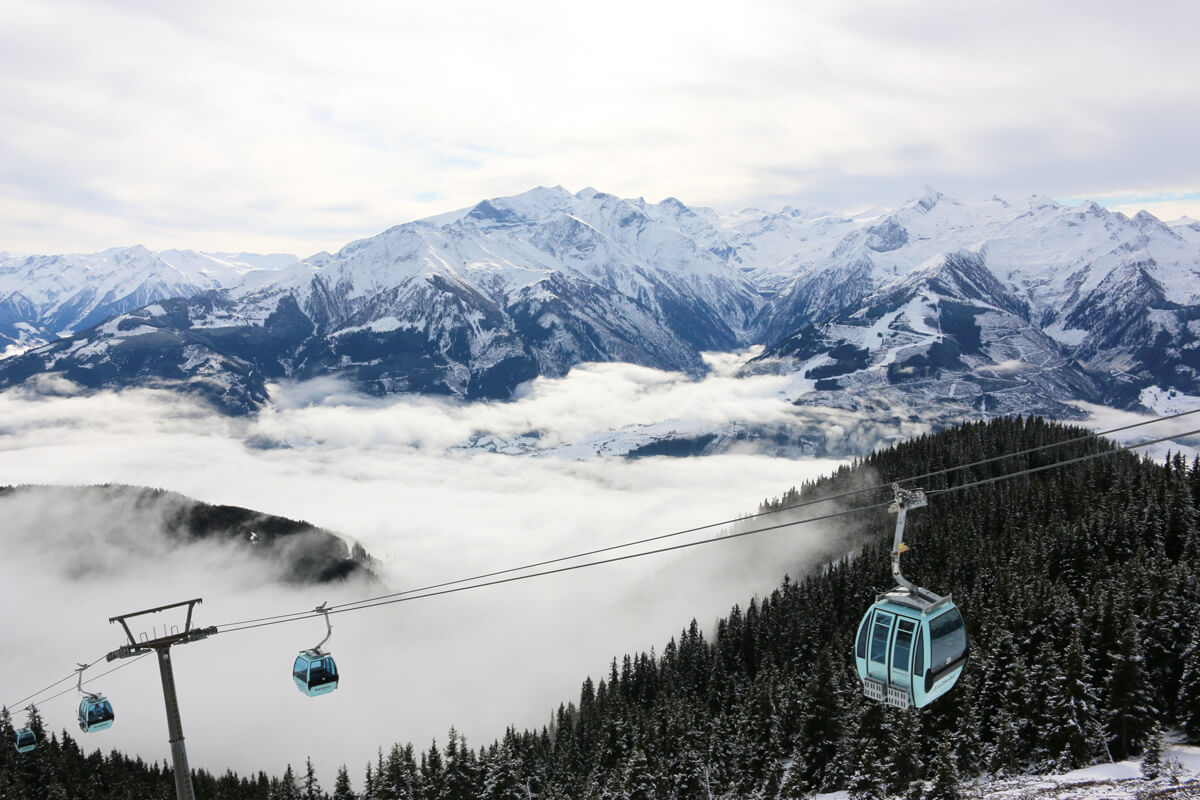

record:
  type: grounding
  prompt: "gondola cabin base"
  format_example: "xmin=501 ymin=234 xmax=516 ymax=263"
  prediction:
xmin=293 ymin=649 xmax=338 ymax=697
xmin=78 ymin=696 xmax=115 ymax=733
xmin=854 ymin=587 xmax=968 ymax=709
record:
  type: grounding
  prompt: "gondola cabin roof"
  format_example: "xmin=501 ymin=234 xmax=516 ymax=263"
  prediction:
xmin=873 ymin=585 xmax=954 ymax=617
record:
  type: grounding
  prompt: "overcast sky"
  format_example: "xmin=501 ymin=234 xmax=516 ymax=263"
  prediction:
xmin=2 ymin=0 xmax=1198 ymax=257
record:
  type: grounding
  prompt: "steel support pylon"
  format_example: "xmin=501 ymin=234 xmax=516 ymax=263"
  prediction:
xmin=156 ymin=648 xmax=195 ymax=800
xmin=106 ymin=599 xmax=215 ymax=800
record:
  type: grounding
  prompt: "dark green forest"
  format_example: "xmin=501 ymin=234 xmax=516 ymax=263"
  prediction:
xmin=4 ymin=416 xmax=1200 ymax=799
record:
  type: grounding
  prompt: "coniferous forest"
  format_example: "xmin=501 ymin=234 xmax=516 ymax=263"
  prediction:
xmin=4 ymin=416 xmax=1200 ymax=799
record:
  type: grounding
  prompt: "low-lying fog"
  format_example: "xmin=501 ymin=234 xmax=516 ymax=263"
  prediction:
xmin=0 ymin=357 xmax=1181 ymax=789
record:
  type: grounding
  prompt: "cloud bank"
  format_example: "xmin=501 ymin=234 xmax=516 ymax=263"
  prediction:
xmin=0 ymin=362 xmax=868 ymax=788
xmin=3 ymin=355 xmax=1192 ymax=787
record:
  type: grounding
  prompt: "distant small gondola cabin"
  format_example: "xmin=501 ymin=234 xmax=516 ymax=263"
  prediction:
xmin=855 ymin=587 xmax=968 ymax=709
xmin=14 ymin=726 xmax=36 ymax=753
xmin=293 ymin=650 xmax=338 ymax=697
xmin=78 ymin=696 xmax=115 ymax=733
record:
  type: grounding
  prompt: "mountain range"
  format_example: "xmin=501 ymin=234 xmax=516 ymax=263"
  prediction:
xmin=1 ymin=186 xmax=1198 ymax=423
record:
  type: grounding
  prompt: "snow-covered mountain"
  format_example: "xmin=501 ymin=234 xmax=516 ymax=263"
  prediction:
xmin=0 ymin=186 xmax=1197 ymax=419
xmin=0 ymin=247 xmax=296 ymax=356
xmin=741 ymin=190 xmax=1200 ymax=418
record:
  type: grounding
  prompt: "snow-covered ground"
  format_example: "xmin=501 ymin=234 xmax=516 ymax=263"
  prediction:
xmin=968 ymin=743 xmax=1200 ymax=798
xmin=1140 ymin=385 xmax=1200 ymax=416
xmin=815 ymin=743 xmax=1200 ymax=799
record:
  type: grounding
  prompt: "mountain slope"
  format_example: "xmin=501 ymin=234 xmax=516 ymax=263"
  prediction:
xmin=0 ymin=188 xmax=763 ymax=410
xmin=0 ymin=247 xmax=297 ymax=356
xmin=0 ymin=187 xmax=1197 ymax=418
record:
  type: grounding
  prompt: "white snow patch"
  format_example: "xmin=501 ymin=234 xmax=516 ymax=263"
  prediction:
xmin=980 ymin=358 xmax=1027 ymax=375
xmin=335 ymin=316 xmax=407 ymax=336
xmin=812 ymin=745 xmax=1200 ymax=800
xmin=1044 ymin=322 xmax=1089 ymax=346
xmin=180 ymin=345 xmax=215 ymax=373
xmin=827 ymin=308 xmax=903 ymax=352
xmin=144 ymin=303 xmax=166 ymax=317
xmin=1148 ymin=308 xmax=1182 ymax=336
xmin=898 ymin=294 xmax=942 ymax=338
xmin=1140 ymin=385 xmax=1200 ymax=414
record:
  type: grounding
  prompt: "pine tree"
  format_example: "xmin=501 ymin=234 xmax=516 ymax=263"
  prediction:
xmin=777 ymin=751 xmax=812 ymax=800
xmin=1035 ymin=631 xmax=1105 ymax=770
xmin=333 ymin=765 xmax=356 ymax=800
xmin=1177 ymin=628 xmax=1200 ymax=744
xmin=842 ymin=696 xmax=891 ymax=800
xmin=669 ymin=741 xmax=708 ymax=800
xmin=925 ymin=736 xmax=962 ymax=800
xmin=621 ymin=746 xmax=656 ymax=800
xmin=420 ymin=739 xmax=444 ymax=800
xmin=481 ymin=734 xmax=525 ymax=800
xmin=887 ymin=708 xmax=922 ymax=799
xmin=1105 ymin=612 xmax=1157 ymax=760
xmin=1140 ymin=720 xmax=1163 ymax=780
xmin=789 ymin=646 xmax=843 ymax=793
xmin=276 ymin=764 xmax=302 ymax=800
xmin=441 ymin=730 xmax=478 ymax=800
xmin=303 ymin=757 xmax=324 ymax=800
xmin=363 ymin=762 xmax=377 ymax=800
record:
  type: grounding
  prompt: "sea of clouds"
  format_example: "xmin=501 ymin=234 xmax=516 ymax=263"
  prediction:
xmin=0 ymin=357 xmax=1186 ymax=789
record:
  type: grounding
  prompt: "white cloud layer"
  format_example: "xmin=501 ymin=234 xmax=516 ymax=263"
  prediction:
xmin=1 ymin=355 xmax=1195 ymax=788
xmin=0 ymin=364 xmax=868 ymax=788
xmin=1 ymin=0 xmax=1198 ymax=255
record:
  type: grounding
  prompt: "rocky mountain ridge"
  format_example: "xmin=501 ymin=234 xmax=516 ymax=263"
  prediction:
xmin=1 ymin=186 xmax=1197 ymax=421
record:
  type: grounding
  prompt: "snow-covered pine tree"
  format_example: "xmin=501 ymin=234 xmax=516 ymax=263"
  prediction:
xmin=1140 ymin=719 xmax=1163 ymax=780
xmin=275 ymin=764 xmax=301 ymax=800
xmin=924 ymin=736 xmax=962 ymax=800
xmin=303 ymin=757 xmax=323 ymax=800
xmin=621 ymin=746 xmax=657 ymax=800
xmin=420 ymin=738 xmax=444 ymax=800
xmin=1177 ymin=628 xmax=1200 ymax=744
xmin=481 ymin=733 xmax=525 ymax=800
xmin=363 ymin=761 xmax=377 ymax=800
xmin=842 ymin=694 xmax=892 ymax=800
xmin=668 ymin=740 xmax=708 ymax=800
xmin=887 ymin=707 xmax=922 ymax=799
xmin=1038 ymin=628 xmax=1106 ymax=770
xmin=789 ymin=645 xmax=843 ymax=793
xmin=440 ymin=730 xmax=479 ymax=800
xmin=333 ymin=764 xmax=357 ymax=800
xmin=1104 ymin=611 xmax=1157 ymax=760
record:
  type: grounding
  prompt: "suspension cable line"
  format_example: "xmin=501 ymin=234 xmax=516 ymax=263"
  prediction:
xmin=215 ymin=421 xmax=1200 ymax=637
xmin=217 ymin=498 xmax=897 ymax=634
xmin=214 ymin=407 xmax=1200 ymax=629
xmin=4 ymin=654 xmax=149 ymax=714
xmin=6 ymin=411 xmax=1199 ymax=711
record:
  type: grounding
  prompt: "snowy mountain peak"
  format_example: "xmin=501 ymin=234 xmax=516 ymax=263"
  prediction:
xmin=911 ymin=185 xmax=950 ymax=213
xmin=2 ymin=185 xmax=1199 ymax=419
